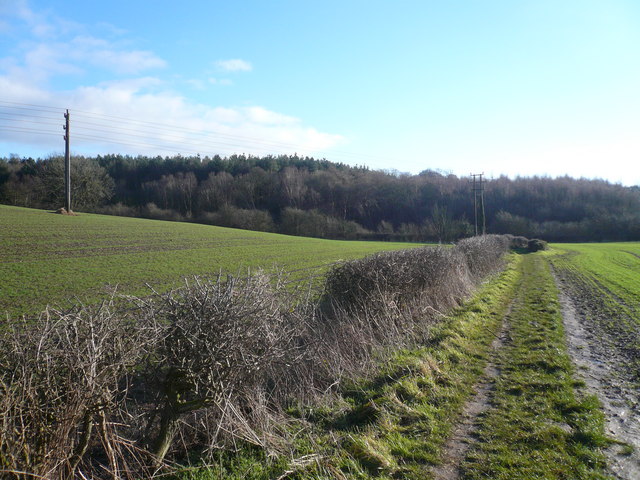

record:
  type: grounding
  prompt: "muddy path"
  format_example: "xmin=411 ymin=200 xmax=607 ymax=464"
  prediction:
xmin=433 ymin=256 xmax=636 ymax=480
xmin=557 ymin=282 xmax=640 ymax=479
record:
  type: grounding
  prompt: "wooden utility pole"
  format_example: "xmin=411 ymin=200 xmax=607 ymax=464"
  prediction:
xmin=470 ymin=173 xmax=485 ymax=236
xmin=63 ymin=109 xmax=71 ymax=212
xmin=480 ymin=174 xmax=486 ymax=235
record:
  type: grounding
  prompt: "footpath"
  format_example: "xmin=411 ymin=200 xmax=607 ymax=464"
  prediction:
xmin=434 ymin=254 xmax=611 ymax=480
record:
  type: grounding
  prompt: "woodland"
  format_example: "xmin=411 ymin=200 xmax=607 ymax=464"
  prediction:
xmin=1 ymin=153 xmax=639 ymax=242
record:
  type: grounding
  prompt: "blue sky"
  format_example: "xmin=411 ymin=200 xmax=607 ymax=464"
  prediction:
xmin=1 ymin=0 xmax=639 ymax=185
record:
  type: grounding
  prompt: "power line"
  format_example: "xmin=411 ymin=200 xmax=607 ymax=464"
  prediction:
xmin=0 ymin=111 xmax=63 ymax=122
xmin=0 ymin=116 xmax=61 ymax=129
xmin=68 ymin=105 xmax=393 ymax=163
xmin=1 ymin=101 xmax=313 ymax=154
xmin=0 ymin=100 xmax=65 ymax=114
xmin=0 ymin=100 xmax=395 ymax=166
xmin=72 ymin=108 xmax=368 ymax=158
xmin=0 ymin=125 xmax=60 ymax=137
xmin=72 ymin=122 xmax=281 ymax=153
xmin=73 ymin=133 xmax=206 ymax=156
xmin=0 ymin=102 xmax=323 ymax=158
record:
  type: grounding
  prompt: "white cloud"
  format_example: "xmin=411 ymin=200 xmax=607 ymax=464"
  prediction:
xmin=95 ymin=21 xmax=128 ymax=37
xmin=208 ymin=77 xmax=233 ymax=86
xmin=77 ymin=43 xmax=167 ymax=74
xmin=13 ymin=1 xmax=73 ymax=39
xmin=215 ymin=58 xmax=253 ymax=72
xmin=69 ymin=84 xmax=342 ymax=157
xmin=245 ymin=106 xmax=297 ymax=126
xmin=0 ymin=2 xmax=342 ymax=160
xmin=0 ymin=66 xmax=344 ymax=159
xmin=2 ymin=37 xmax=165 ymax=86
xmin=0 ymin=3 xmax=165 ymax=83
xmin=186 ymin=78 xmax=206 ymax=90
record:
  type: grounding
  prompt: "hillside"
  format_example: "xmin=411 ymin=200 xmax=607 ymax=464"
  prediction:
xmin=0 ymin=204 xmax=422 ymax=316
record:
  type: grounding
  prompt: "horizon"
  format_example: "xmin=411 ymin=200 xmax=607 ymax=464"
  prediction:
xmin=1 ymin=1 xmax=640 ymax=187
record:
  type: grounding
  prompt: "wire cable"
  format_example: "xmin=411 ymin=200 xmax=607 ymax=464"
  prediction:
xmin=71 ymin=108 xmax=389 ymax=162
xmin=0 ymin=99 xmax=394 ymax=166
xmin=0 ymin=125 xmax=60 ymax=137
xmin=0 ymin=100 xmax=65 ymax=114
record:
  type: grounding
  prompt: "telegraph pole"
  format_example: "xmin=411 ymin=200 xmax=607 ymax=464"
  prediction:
xmin=472 ymin=174 xmax=477 ymax=235
xmin=481 ymin=177 xmax=486 ymax=235
xmin=63 ymin=109 xmax=71 ymax=212
xmin=470 ymin=173 xmax=485 ymax=236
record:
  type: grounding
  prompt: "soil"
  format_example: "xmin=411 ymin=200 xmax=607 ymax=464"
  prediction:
xmin=556 ymin=283 xmax=640 ymax=480
xmin=431 ymin=301 xmax=512 ymax=480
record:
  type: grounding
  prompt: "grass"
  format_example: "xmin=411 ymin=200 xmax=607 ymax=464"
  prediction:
xmin=316 ymin=255 xmax=520 ymax=478
xmin=2 ymin=209 xmax=625 ymax=479
xmin=0 ymin=205 xmax=424 ymax=317
xmin=460 ymin=253 xmax=611 ymax=479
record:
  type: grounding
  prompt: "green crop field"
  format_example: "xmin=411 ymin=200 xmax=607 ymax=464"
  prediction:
xmin=549 ymin=243 xmax=640 ymax=317
xmin=0 ymin=205 xmax=424 ymax=317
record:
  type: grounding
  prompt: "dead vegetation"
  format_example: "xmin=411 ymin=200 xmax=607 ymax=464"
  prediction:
xmin=55 ymin=207 xmax=77 ymax=215
xmin=0 ymin=235 xmax=512 ymax=479
xmin=0 ymin=299 xmax=156 ymax=479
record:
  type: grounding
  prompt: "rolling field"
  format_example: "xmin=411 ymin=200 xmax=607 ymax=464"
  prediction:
xmin=0 ymin=205 xmax=423 ymax=317
xmin=549 ymin=242 xmax=640 ymax=378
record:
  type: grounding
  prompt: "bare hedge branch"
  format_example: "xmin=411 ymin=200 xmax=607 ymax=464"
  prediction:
xmin=0 ymin=235 xmax=513 ymax=478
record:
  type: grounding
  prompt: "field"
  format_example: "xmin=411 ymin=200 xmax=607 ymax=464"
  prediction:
xmin=549 ymin=243 xmax=640 ymax=385
xmin=0 ymin=205 xmax=424 ymax=317
xmin=550 ymin=243 xmax=640 ymax=319
xmin=1 ymin=205 xmax=639 ymax=479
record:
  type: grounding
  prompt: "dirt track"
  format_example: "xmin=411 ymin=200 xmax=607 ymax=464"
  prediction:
xmin=557 ymin=283 xmax=640 ymax=479
xmin=431 ymin=301 xmax=512 ymax=480
xmin=432 ymin=260 xmax=639 ymax=480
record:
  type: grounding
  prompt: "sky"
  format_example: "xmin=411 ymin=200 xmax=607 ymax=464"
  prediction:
xmin=1 ymin=0 xmax=640 ymax=185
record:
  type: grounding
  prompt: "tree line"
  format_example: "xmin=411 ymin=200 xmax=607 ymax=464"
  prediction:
xmin=1 ymin=153 xmax=639 ymax=242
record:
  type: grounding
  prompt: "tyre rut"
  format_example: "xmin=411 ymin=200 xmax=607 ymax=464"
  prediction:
xmin=431 ymin=300 xmax=514 ymax=480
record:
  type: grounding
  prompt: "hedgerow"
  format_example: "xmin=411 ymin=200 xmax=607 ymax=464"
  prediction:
xmin=0 ymin=235 xmax=513 ymax=479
